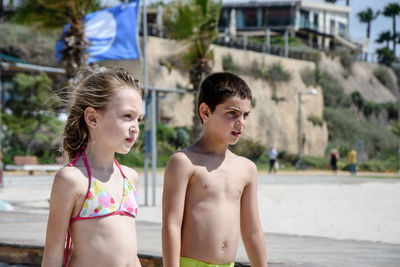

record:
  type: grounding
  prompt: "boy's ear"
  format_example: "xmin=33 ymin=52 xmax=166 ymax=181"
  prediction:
xmin=199 ymin=103 xmax=211 ymax=122
xmin=84 ymin=107 xmax=98 ymax=128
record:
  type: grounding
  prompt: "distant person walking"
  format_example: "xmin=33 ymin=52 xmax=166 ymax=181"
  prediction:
xmin=268 ymin=146 xmax=278 ymax=174
xmin=330 ymin=149 xmax=339 ymax=174
xmin=348 ymin=148 xmax=357 ymax=175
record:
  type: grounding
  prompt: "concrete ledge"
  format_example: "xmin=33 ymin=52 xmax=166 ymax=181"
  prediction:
xmin=0 ymin=243 xmax=43 ymax=266
xmin=0 ymin=243 xmax=249 ymax=267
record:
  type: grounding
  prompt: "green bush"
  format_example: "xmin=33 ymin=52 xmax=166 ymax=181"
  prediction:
xmin=376 ymin=47 xmax=395 ymax=66
xmin=302 ymin=156 xmax=329 ymax=169
xmin=230 ymin=138 xmax=266 ymax=162
xmin=323 ymin=107 xmax=397 ymax=157
xmin=337 ymin=48 xmax=355 ymax=74
xmin=373 ymin=66 xmax=397 ymax=92
xmin=267 ymin=62 xmax=291 ymax=82
xmin=307 ymin=114 xmax=324 ymax=127
xmin=320 ymin=72 xmax=351 ymax=108
xmin=222 ymin=54 xmax=238 ymax=73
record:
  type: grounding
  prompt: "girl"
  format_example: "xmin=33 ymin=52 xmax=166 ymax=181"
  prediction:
xmin=42 ymin=67 xmax=143 ymax=267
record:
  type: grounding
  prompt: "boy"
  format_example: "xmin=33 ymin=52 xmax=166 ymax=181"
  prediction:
xmin=162 ymin=72 xmax=268 ymax=267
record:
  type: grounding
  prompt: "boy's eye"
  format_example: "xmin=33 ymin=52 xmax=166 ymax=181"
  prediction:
xmin=124 ymin=114 xmax=132 ymax=119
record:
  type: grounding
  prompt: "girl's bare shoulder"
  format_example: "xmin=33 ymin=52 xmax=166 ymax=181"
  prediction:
xmin=53 ymin=165 xmax=88 ymax=190
xmin=119 ymin=165 xmax=139 ymax=187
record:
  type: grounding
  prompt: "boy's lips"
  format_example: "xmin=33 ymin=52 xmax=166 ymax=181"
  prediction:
xmin=231 ymin=131 xmax=242 ymax=137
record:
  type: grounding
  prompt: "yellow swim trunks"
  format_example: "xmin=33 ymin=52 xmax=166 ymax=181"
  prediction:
xmin=180 ymin=257 xmax=234 ymax=267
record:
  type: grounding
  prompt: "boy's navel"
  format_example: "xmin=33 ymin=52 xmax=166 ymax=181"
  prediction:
xmin=204 ymin=184 xmax=209 ymax=189
xmin=221 ymin=241 xmax=227 ymax=250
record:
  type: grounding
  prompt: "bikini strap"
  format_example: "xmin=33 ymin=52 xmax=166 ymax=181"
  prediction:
xmin=114 ymin=158 xmax=126 ymax=178
xmin=64 ymin=231 xmax=72 ymax=266
xmin=81 ymin=149 xmax=92 ymax=178
xmin=67 ymin=146 xmax=85 ymax=167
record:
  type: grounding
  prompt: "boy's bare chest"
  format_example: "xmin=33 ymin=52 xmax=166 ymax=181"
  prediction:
xmin=189 ymin=165 xmax=247 ymax=199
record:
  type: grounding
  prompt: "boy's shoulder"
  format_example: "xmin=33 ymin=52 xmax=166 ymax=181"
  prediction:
xmin=228 ymin=150 xmax=257 ymax=171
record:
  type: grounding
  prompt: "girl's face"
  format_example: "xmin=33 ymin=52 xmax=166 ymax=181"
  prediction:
xmin=95 ymin=87 xmax=143 ymax=154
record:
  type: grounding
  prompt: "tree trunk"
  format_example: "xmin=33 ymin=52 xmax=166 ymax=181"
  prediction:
xmin=365 ymin=22 xmax=371 ymax=61
xmin=189 ymin=58 xmax=211 ymax=142
xmin=393 ymin=16 xmax=397 ymax=58
xmin=61 ymin=18 xmax=88 ymax=79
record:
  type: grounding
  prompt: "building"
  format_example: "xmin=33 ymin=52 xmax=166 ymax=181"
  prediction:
xmin=218 ymin=0 xmax=357 ymax=50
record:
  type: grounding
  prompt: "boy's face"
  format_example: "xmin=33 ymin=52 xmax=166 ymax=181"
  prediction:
xmin=205 ymin=95 xmax=251 ymax=145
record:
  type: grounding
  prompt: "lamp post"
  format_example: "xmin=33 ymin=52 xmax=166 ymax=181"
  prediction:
xmin=296 ymin=88 xmax=318 ymax=170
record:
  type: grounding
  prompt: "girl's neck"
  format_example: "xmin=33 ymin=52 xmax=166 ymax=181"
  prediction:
xmin=84 ymin=143 xmax=115 ymax=172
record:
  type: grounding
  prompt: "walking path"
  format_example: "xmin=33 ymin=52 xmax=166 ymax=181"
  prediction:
xmin=0 ymin=171 xmax=400 ymax=266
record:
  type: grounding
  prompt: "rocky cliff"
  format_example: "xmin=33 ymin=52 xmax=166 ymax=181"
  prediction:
xmin=109 ymin=37 xmax=398 ymax=157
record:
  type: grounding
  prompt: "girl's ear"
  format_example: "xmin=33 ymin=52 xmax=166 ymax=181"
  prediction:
xmin=84 ymin=107 xmax=98 ymax=128
xmin=199 ymin=103 xmax=211 ymax=123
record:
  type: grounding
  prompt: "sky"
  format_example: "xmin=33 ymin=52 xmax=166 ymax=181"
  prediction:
xmin=102 ymin=0 xmax=398 ymax=58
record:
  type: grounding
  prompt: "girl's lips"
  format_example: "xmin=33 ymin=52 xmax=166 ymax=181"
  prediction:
xmin=126 ymin=137 xmax=134 ymax=144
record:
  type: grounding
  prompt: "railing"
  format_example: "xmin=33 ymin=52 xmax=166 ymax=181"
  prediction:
xmin=215 ymin=36 xmax=321 ymax=62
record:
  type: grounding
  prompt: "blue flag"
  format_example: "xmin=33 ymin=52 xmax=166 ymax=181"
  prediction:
xmin=56 ymin=1 xmax=140 ymax=63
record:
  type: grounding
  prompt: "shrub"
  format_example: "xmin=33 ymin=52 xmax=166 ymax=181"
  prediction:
xmin=222 ymin=54 xmax=238 ymax=73
xmin=337 ymin=48 xmax=355 ymax=74
xmin=267 ymin=62 xmax=291 ymax=82
xmin=319 ymin=72 xmax=351 ymax=108
xmin=376 ymin=47 xmax=395 ymax=66
xmin=230 ymin=138 xmax=266 ymax=162
xmin=303 ymin=156 xmax=329 ymax=169
xmin=373 ymin=66 xmax=397 ymax=92
xmin=323 ymin=107 xmax=397 ymax=157
xmin=307 ymin=114 xmax=324 ymax=127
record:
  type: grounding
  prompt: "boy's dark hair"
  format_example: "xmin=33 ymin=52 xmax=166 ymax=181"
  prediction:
xmin=197 ymin=72 xmax=252 ymax=122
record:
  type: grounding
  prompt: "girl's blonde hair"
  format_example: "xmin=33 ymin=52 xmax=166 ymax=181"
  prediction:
xmin=63 ymin=66 xmax=142 ymax=161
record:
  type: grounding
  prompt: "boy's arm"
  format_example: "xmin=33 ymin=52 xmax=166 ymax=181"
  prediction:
xmin=240 ymin=161 xmax=268 ymax=267
xmin=162 ymin=152 xmax=193 ymax=267
xmin=42 ymin=169 xmax=78 ymax=267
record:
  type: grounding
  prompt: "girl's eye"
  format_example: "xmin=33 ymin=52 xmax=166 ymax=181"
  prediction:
xmin=124 ymin=114 xmax=132 ymax=119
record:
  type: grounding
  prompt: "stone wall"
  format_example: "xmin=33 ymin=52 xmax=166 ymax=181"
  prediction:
xmin=105 ymin=37 xmax=329 ymax=157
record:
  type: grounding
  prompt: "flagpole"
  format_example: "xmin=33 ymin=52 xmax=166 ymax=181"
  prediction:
xmin=142 ymin=0 xmax=149 ymax=207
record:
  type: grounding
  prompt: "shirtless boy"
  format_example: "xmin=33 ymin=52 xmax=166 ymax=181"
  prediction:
xmin=162 ymin=72 xmax=268 ymax=267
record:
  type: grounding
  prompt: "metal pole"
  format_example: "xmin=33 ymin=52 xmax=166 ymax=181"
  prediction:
xmin=0 ymin=60 xmax=3 ymax=187
xmin=296 ymin=92 xmax=302 ymax=170
xmin=265 ymin=28 xmax=270 ymax=54
xmin=143 ymin=0 xmax=149 ymax=206
xmin=151 ymin=89 xmax=157 ymax=207
xmin=284 ymin=29 xmax=289 ymax=58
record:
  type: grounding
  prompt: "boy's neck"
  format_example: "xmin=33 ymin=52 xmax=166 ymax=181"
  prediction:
xmin=192 ymin=134 xmax=230 ymax=156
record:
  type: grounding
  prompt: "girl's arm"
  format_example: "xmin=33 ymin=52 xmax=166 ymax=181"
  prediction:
xmin=240 ymin=161 xmax=268 ymax=267
xmin=42 ymin=168 xmax=79 ymax=267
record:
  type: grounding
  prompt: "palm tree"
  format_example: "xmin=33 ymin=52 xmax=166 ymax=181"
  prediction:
xmin=376 ymin=31 xmax=392 ymax=49
xmin=383 ymin=3 xmax=400 ymax=57
xmin=11 ymin=0 xmax=100 ymax=77
xmin=164 ymin=0 xmax=221 ymax=141
xmin=357 ymin=7 xmax=380 ymax=61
